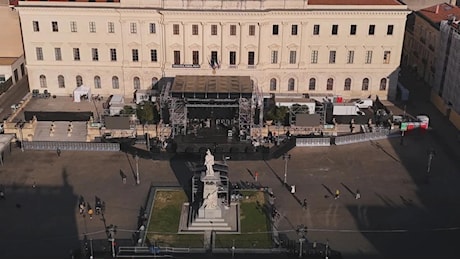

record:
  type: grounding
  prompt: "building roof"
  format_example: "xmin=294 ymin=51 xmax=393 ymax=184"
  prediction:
xmin=418 ymin=3 xmax=460 ymax=25
xmin=19 ymin=0 xmax=119 ymax=2
xmin=171 ymin=75 xmax=252 ymax=94
xmin=0 ymin=57 xmax=17 ymax=65
xmin=307 ymin=0 xmax=402 ymax=5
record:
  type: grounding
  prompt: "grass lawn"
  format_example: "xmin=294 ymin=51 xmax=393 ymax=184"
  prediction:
xmin=214 ymin=191 xmax=272 ymax=249
xmin=146 ymin=189 xmax=204 ymax=248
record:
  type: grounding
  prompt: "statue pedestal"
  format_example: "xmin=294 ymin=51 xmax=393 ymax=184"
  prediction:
xmin=198 ymin=202 xmax=223 ymax=219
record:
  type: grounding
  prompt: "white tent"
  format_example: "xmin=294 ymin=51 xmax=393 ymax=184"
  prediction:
xmin=73 ymin=85 xmax=91 ymax=102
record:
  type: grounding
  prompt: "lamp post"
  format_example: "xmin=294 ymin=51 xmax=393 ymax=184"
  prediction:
xmin=135 ymin=154 xmax=140 ymax=185
xmin=325 ymin=239 xmax=329 ymax=259
xmin=282 ymin=153 xmax=291 ymax=185
xmin=276 ymin=121 xmax=281 ymax=146
xmin=231 ymin=239 xmax=235 ymax=258
xmin=296 ymin=224 xmax=307 ymax=258
xmin=106 ymin=224 xmax=117 ymax=258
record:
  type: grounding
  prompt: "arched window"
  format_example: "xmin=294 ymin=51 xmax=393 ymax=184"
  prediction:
xmin=362 ymin=78 xmax=369 ymax=91
xmin=133 ymin=76 xmax=141 ymax=90
xmin=58 ymin=75 xmax=65 ymax=88
xmin=112 ymin=76 xmax=119 ymax=89
xmin=344 ymin=78 xmax=351 ymax=91
xmin=309 ymin=78 xmax=316 ymax=91
xmin=380 ymin=78 xmax=387 ymax=90
xmin=152 ymin=77 xmax=158 ymax=87
xmin=270 ymin=78 xmax=277 ymax=91
xmin=326 ymin=78 xmax=334 ymax=91
xmin=39 ymin=75 xmax=47 ymax=88
xmin=288 ymin=78 xmax=295 ymax=91
xmin=94 ymin=76 xmax=101 ymax=89
xmin=76 ymin=75 xmax=83 ymax=87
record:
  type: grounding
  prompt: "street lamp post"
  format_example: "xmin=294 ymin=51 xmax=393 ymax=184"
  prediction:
xmin=325 ymin=239 xmax=329 ymax=259
xmin=283 ymin=153 xmax=291 ymax=185
xmin=106 ymin=224 xmax=117 ymax=258
xmin=135 ymin=154 xmax=140 ymax=185
xmin=231 ymin=239 xmax=235 ymax=258
xmin=296 ymin=224 xmax=307 ymax=258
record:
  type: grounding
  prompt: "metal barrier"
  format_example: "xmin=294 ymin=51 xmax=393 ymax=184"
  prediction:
xmin=296 ymin=137 xmax=331 ymax=147
xmin=23 ymin=141 xmax=120 ymax=152
xmin=335 ymin=127 xmax=390 ymax=145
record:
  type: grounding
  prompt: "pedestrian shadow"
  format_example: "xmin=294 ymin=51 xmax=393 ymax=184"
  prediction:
xmin=246 ymin=168 xmax=255 ymax=179
xmin=374 ymin=192 xmax=396 ymax=208
xmin=399 ymin=195 xmax=413 ymax=206
xmin=119 ymin=170 xmax=127 ymax=182
xmin=340 ymin=182 xmax=356 ymax=197
xmin=321 ymin=184 xmax=334 ymax=199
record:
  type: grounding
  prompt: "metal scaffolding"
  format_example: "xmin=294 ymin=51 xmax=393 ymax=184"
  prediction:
xmin=289 ymin=105 xmax=310 ymax=125
xmin=169 ymin=98 xmax=187 ymax=137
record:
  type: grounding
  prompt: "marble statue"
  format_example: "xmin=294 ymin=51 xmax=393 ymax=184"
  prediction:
xmin=204 ymin=149 xmax=215 ymax=176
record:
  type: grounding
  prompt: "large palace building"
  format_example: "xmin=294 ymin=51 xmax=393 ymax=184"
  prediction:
xmin=17 ymin=0 xmax=409 ymax=100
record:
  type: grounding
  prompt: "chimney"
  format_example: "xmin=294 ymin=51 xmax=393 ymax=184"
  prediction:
xmin=436 ymin=4 xmax=440 ymax=14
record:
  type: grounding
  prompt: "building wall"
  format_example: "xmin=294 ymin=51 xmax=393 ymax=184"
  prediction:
xmin=17 ymin=1 xmax=409 ymax=100
xmin=0 ymin=6 xmax=24 ymax=58
xmin=0 ymin=56 xmax=26 ymax=84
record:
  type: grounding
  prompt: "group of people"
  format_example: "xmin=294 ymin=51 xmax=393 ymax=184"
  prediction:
xmin=79 ymin=196 xmax=105 ymax=219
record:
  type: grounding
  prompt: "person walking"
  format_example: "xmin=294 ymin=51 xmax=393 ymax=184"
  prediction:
xmin=0 ymin=190 xmax=5 ymax=200
xmin=335 ymin=189 xmax=340 ymax=199
xmin=88 ymin=207 xmax=94 ymax=220
xmin=302 ymin=198 xmax=307 ymax=209
xmin=355 ymin=189 xmax=361 ymax=200
xmin=57 ymin=147 xmax=61 ymax=157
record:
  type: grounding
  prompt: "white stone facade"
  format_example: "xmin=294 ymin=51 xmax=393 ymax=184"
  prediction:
xmin=17 ymin=0 xmax=409 ymax=100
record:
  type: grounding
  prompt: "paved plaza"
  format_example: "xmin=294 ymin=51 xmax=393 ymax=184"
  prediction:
xmin=0 ymin=126 xmax=460 ymax=258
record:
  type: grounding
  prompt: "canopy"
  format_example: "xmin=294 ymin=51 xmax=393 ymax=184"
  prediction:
xmin=73 ymin=85 xmax=91 ymax=102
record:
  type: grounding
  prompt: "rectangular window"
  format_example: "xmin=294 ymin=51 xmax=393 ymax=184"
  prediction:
xmin=289 ymin=50 xmax=296 ymax=64
xmin=150 ymin=49 xmax=158 ymax=62
xmin=174 ymin=51 xmax=181 ymax=65
xmin=173 ymin=24 xmax=179 ymax=35
xmin=387 ymin=25 xmax=394 ymax=35
xmin=350 ymin=24 xmax=356 ymax=35
xmin=54 ymin=47 xmax=62 ymax=61
xmin=52 ymin=21 xmax=59 ymax=32
xmin=70 ymin=21 xmax=77 ymax=32
xmin=332 ymin=24 xmax=338 ymax=35
xmin=211 ymin=24 xmax=218 ymax=35
xmin=249 ymin=25 xmax=255 ymax=36
xmin=14 ymin=69 xmax=18 ymax=82
xmin=92 ymin=48 xmax=99 ymax=61
xmin=271 ymin=50 xmax=278 ymax=64
xmin=89 ymin=22 xmax=96 ymax=33
xmin=272 ymin=24 xmax=279 ymax=35
xmin=329 ymin=50 xmax=336 ymax=64
xmin=230 ymin=25 xmax=237 ymax=36
xmin=149 ymin=23 xmax=156 ymax=34
xmin=33 ymin=21 xmax=39 ymax=32
xmin=130 ymin=22 xmax=137 ymax=34
xmin=192 ymin=24 xmax=199 ymax=35
xmin=368 ymin=24 xmax=375 ymax=35
xmin=229 ymin=51 xmax=236 ymax=65
xmin=291 ymin=24 xmax=298 ymax=35
xmin=108 ymin=22 xmax=115 ymax=33
xmin=0 ymin=75 xmax=5 ymax=83
xmin=20 ymin=63 xmax=25 ymax=76
xmin=192 ymin=50 xmax=199 ymax=65
xmin=110 ymin=48 xmax=117 ymax=61
xmin=36 ymin=47 xmax=43 ymax=60
xmin=248 ymin=51 xmax=255 ymax=65
xmin=313 ymin=24 xmax=320 ymax=35
xmin=132 ymin=49 xmax=139 ymax=62
xmin=365 ymin=50 xmax=373 ymax=64
xmin=383 ymin=50 xmax=391 ymax=64
xmin=347 ymin=50 xmax=354 ymax=64
xmin=73 ymin=48 xmax=80 ymax=61
xmin=311 ymin=50 xmax=318 ymax=64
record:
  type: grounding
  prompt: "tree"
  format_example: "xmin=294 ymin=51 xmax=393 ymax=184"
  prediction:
xmin=120 ymin=105 xmax=135 ymax=115
xmin=136 ymin=101 xmax=159 ymax=124
xmin=265 ymin=105 xmax=288 ymax=123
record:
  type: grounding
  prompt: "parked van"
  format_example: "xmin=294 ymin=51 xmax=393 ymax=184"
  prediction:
xmin=355 ymin=99 xmax=373 ymax=109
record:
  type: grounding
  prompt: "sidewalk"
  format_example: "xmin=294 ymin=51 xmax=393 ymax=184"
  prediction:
xmin=399 ymin=68 xmax=460 ymax=162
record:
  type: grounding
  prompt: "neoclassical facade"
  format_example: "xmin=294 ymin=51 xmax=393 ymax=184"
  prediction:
xmin=17 ymin=0 xmax=409 ymax=100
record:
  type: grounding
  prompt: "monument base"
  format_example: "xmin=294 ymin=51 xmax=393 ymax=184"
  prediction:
xmin=179 ymin=202 xmax=240 ymax=232
xmin=198 ymin=205 xmax=223 ymax=219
